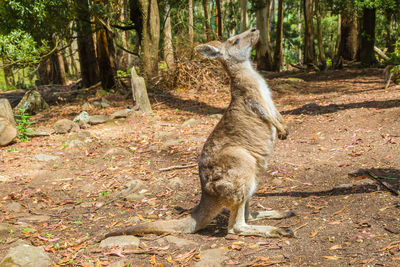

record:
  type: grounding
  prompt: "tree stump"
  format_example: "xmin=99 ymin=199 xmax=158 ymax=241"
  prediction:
xmin=131 ymin=67 xmax=152 ymax=113
xmin=0 ymin=99 xmax=16 ymax=126
xmin=14 ymin=90 xmax=49 ymax=115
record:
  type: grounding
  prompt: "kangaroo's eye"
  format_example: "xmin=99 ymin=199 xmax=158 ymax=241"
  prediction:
xmin=233 ymin=39 xmax=240 ymax=45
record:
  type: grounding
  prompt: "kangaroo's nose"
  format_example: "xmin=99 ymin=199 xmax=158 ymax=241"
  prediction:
xmin=251 ymin=28 xmax=257 ymax=32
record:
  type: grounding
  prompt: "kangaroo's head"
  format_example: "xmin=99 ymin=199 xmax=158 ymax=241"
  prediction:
xmin=196 ymin=28 xmax=259 ymax=65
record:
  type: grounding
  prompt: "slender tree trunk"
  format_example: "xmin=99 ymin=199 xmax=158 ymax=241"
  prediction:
xmin=202 ymin=0 xmax=211 ymax=41
xmin=298 ymin=1 xmax=303 ymax=64
xmin=2 ymin=59 xmax=14 ymax=88
xmin=76 ymin=0 xmax=100 ymax=88
xmin=240 ymin=0 xmax=248 ymax=32
xmin=256 ymin=0 xmax=273 ymax=70
xmin=118 ymin=0 xmax=130 ymax=70
xmin=37 ymin=57 xmax=51 ymax=85
xmin=272 ymin=0 xmax=284 ymax=72
xmin=138 ymin=0 xmax=160 ymax=80
xmin=216 ymin=0 xmax=222 ymax=39
xmin=384 ymin=9 xmax=395 ymax=53
xmin=163 ymin=3 xmax=175 ymax=72
xmin=360 ymin=7 xmax=377 ymax=66
xmin=96 ymin=27 xmax=116 ymax=90
xmin=50 ymin=37 xmax=67 ymax=85
xmin=68 ymin=44 xmax=78 ymax=76
xmin=315 ymin=0 xmax=326 ymax=70
xmin=189 ymin=0 xmax=194 ymax=47
xmin=303 ymin=0 xmax=316 ymax=66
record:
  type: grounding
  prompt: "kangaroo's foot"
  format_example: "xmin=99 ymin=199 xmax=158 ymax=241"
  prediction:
xmin=278 ymin=129 xmax=289 ymax=140
xmin=228 ymin=223 xmax=294 ymax=238
xmin=246 ymin=210 xmax=295 ymax=222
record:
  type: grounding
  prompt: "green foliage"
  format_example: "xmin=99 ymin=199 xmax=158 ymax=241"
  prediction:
xmin=117 ymin=70 xmax=128 ymax=78
xmin=15 ymin=108 xmax=34 ymax=142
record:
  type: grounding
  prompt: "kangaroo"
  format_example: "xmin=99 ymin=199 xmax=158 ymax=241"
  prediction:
xmin=105 ymin=29 xmax=293 ymax=238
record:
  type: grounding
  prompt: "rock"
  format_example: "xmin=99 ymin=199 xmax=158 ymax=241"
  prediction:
xmin=99 ymin=236 xmax=140 ymax=249
xmin=168 ymin=177 xmax=184 ymax=188
xmin=162 ymin=139 xmax=184 ymax=149
xmin=0 ymin=175 xmax=12 ymax=182
xmin=163 ymin=236 xmax=197 ymax=248
xmin=209 ymin=113 xmax=223 ymax=120
xmin=81 ymin=103 xmax=91 ymax=110
xmin=73 ymin=111 xmax=90 ymax=124
xmin=120 ymin=179 xmax=146 ymax=201
xmin=0 ymin=223 xmax=15 ymax=238
xmin=33 ymin=154 xmax=60 ymax=162
xmin=92 ymin=101 xmax=101 ymax=107
xmin=4 ymin=201 xmax=23 ymax=213
xmin=111 ymin=109 xmax=131 ymax=119
xmin=195 ymin=248 xmax=228 ymax=267
xmin=181 ymin=118 xmax=197 ymax=128
xmin=67 ymin=139 xmax=85 ymax=149
xmin=96 ymin=89 xmax=108 ymax=98
xmin=131 ymin=68 xmax=152 ymax=113
xmin=101 ymin=98 xmax=110 ymax=108
xmin=104 ymin=147 xmax=131 ymax=157
xmin=88 ymin=115 xmax=109 ymax=125
xmin=14 ymin=90 xmax=49 ymax=115
xmin=53 ymin=119 xmax=79 ymax=134
xmin=0 ymin=117 xmax=17 ymax=146
xmin=26 ymin=128 xmax=54 ymax=137
xmin=154 ymin=131 xmax=179 ymax=142
xmin=9 ymin=239 xmax=30 ymax=248
xmin=0 ymin=99 xmax=16 ymax=126
xmin=74 ymin=131 xmax=92 ymax=140
xmin=0 ymin=244 xmax=51 ymax=267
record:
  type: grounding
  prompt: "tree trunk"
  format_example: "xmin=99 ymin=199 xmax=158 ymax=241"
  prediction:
xmin=117 ymin=0 xmax=130 ymax=70
xmin=272 ymin=0 xmax=284 ymax=72
xmin=256 ymin=0 xmax=273 ymax=71
xmin=188 ymin=0 xmax=194 ymax=47
xmin=384 ymin=9 xmax=395 ymax=53
xmin=297 ymin=1 xmax=303 ymax=64
xmin=240 ymin=0 xmax=248 ymax=32
xmin=2 ymin=59 xmax=14 ymax=89
xmin=50 ymin=37 xmax=67 ymax=85
xmin=163 ymin=3 xmax=175 ymax=72
xmin=76 ymin=0 xmax=100 ymax=88
xmin=216 ymin=0 xmax=223 ymax=39
xmin=96 ymin=27 xmax=116 ymax=90
xmin=315 ymin=0 xmax=326 ymax=70
xmin=303 ymin=0 xmax=316 ymax=66
xmin=334 ymin=3 xmax=358 ymax=67
xmin=68 ymin=43 xmax=78 ymax=76
xmin=360 ymin=7 xmax=377 ymax=66
xmin=138 ymin=0 xmax=160 ymax=80
xmin=202 ymin=0 xmax=211 ymax=41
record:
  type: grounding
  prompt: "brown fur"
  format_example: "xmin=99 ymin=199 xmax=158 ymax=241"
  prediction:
xmin=105 ymin=29 xmax=293 ymax=238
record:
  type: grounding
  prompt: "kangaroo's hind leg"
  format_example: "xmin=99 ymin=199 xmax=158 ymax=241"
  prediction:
xmin=245 ymin=200 xmax=295 ymax=222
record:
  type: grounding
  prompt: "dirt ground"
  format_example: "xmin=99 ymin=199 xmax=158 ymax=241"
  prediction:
xmin=1 ymin=67 xmax=400 ymax=266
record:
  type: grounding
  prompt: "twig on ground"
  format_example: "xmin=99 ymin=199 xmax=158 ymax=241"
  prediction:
xmin=159 ymin=163 xmax=197 ymax=172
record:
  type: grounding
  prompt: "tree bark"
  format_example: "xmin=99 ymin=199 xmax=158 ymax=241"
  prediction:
xmin=384 ymin=9 xmax=395 ymax=53
xmin=216 ymin=0 xmax=223 ymax=39
xmin=240 ymin=0 xmax=248 ymax=32
xmin=256 ymin=0 xmax=273 ymax=71
xmin=303 ymin=0 xmax=316 ymax=66
xmin=189 ymin=0 xmax=194 ymax=47
xmin=138 ymin=0 xmax=160 ymax=80
xmin=76 ymin=0 xmax=100 ymax=88
xmin=50 ymin=37 xmax=67 ymax=85
xmin=272 ymin=0 xmax=284 ymax=72
xmin=297 ymin=1 xmax=303 ymax=64
xmin=315 ymin=0 xmax=326 ymax=70
xmin=96 ymin=27 xmax=116 ymax=90
xmin=360 ymin=7 xmax=377 ymax=66
xmin=163 ymin=3 xmax=175 ymax=72
xmin=202 ymin=0 xmax=211 ymax=41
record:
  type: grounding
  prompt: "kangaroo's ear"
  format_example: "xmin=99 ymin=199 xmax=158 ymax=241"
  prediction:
xmin=196 ymin=44 xmax=223 ymax=59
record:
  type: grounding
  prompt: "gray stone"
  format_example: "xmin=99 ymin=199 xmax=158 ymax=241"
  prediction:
xmin=26 ymin=129 xmax=54 ymax=137
xmin=0 ymin=99 xmax=16 ymax=126
xmin=92 ymin=101 xmax=101 ymax=107
xmin=120 ymin=179 xmax=146 ymax=201
xmin=53 ymin=119 xmax=79 ymax=134
xmin=33 ymin=154 xmax=60 ymax=162
xmin=99 ymin=236 xmax=140 ymax=249
xmin=0 ymin=175 xmax=12 ymax=182
xmin=164 ymin=236 xmax=197 ymax=247
xmin=101 ymin=98 xmax=110 ymax=108
xmin=4 ymin=202 xmax=23 ymax=213
xmin=73 ymin=111 xmax=90 ymax=124
xmin=0 ymin=117 xmax=17 ymax=146
xmin=74 ymin=131 xmax=92 ymax=140
xmin=0 ymin=223 xmax=15 ymax=238
xmin=181 ymin=118 xmax=197 ymax=128
xmin=195 ymin=248 xmax=228 ymax=267
xmin=89 ymin=115 xmax=109 ymax=125
xmin=14 ymin=90 xmax=49 ymax=115
xmin=110 ymin=109 xmax=130 ymax=119
xmin=0 ymin=244 xmax=51 ymax=267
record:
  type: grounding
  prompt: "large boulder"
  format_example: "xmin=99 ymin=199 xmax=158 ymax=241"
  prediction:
xmin=14 ymin=90 xmax=49 ymax=115
xmin=0 ymin=244 xmax=51 ymax=267
xmin=0 ymin=99 xmax=16 ymax=126
xmin=0 ymin=117 xmax=17 ymax=146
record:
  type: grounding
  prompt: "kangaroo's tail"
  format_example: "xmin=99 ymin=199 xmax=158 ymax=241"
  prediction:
xmin=105 ymin=195 xmax=222 ymax=237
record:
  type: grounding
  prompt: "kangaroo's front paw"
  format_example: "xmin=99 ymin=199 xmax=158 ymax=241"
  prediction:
xmin=278 ymin=129 xmax=289 ymax=140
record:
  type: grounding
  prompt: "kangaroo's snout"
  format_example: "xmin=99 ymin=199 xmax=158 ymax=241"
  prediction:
xmin=251 ymin=28 xmax=257 ymax=32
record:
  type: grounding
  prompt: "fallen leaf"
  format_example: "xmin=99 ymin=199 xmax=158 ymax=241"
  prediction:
xmin=329 ymin=245 xmax=342 ymax=250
